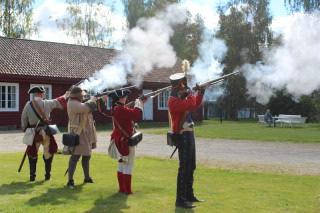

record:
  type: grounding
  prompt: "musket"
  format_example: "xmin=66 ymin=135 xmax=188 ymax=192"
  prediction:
xmin=18 ymin=150 xmax=27 ymax=172
xmin=67 ymin=79 xmax=85 ymax=91
xmin=192 ymin=70 xmax=240 ymax=90
xmin=94 ymin=85 xmax=137 ymax=97
xmin=126 ymin=85 xmax=172 ymax=106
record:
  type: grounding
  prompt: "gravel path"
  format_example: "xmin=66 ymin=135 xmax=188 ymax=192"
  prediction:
xmin=1 ymin=130 xmax=320 ymax=175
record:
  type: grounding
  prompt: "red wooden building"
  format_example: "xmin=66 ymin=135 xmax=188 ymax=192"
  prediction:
xmin=0 ymin=37 xmax=203 ymax=129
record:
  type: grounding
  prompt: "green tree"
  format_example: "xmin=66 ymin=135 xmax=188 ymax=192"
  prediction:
xmin=217 ymin=0 xmax=273 ymax=119
xmin=56 ymin=0 xmax=114 ymax=47
xmin=122 ymin=0 xmax=145 ymax=29
xmin=0 ymin=0 xmax=37 ymax=38
xmin=284 ymin=0 xmax=320 ymax=12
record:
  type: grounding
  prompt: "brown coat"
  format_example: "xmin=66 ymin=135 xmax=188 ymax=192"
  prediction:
xmin=67 ymin=99 xmax=97 ymax=156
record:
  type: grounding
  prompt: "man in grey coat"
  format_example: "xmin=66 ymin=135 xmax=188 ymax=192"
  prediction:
xmin=21 ymin=86 xmax=67 ymax=181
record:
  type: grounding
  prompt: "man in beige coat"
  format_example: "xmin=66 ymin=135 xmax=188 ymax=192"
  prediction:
xmin=66 ymin=86 xmax=106 ymax=188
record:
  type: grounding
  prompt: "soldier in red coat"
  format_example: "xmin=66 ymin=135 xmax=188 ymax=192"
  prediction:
xmin=109 ymin=89 xmax=145 ymax=194
xmin=168 ymin=72 xmax=205 ymax=209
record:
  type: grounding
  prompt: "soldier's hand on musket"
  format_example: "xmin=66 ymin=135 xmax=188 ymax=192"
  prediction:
xmin=64 ymin=90 xmax=71 ymax=99
xmin=90 ymin=96 xmax=97 ymax=102
xmin=194 ymin=83 xmax=205 ymax=95
xmin=141 ymin=96 xmax=148 ymax=103
xmin=101 ymin=95 xmax=108 ymax=103
xmin=134 ymin=98 xmax=144 ymax=110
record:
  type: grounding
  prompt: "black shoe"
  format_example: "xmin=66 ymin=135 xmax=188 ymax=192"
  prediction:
xmin=84 ymin=177 xmax=94 ymax=183
xmin=175 ymin=201 xmax=196 ymax=209
xmin=188 ymin=197 xmax=205 ymax=202
xmin=30 ymin=175 xmax=36 ymax=182
xmin=45 ymin=174 xmax=51 ymax=181
xmin=66 ymin=179 xmax=75 ymax=189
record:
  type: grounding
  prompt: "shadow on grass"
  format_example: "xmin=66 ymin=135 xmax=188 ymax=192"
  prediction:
xmin=86 ymin=193 xmax=129 ymax=213
xmin=175 ymin=207 xmax=195 ymax=213
xmin=0 ymin=180 xmax=45 ymax=195
xmin=26 ymin=184 xmax=84 ymax=206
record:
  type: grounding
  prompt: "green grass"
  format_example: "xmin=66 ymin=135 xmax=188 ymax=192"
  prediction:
xmin=0 ymin=153 xmax=320 ymax=212
xmin=139 ymin=120 xmax=320 ymax=143
xmin=60 ymin=120 xmax=320 ymax=143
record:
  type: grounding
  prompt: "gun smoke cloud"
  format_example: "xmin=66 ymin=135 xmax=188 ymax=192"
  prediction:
xmin=243 ymin=12 xmax=320 ymax=104
xmin=189 ymin=29 xmax=227 ymax=100
xmin=81 ymin=4 xmax=187 ymax=92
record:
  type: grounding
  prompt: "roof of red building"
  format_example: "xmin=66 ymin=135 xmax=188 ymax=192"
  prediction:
xmin=0 ymin=37 xmax=180 ymax=83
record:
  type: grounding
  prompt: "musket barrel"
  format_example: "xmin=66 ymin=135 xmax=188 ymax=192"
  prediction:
xmin=193 ymin=70 xmax=240 ymax=90
xmin=125 ymin=85 xmax=172 ymax=106
xmin=94 ymin=85 xmax=137 ymax=97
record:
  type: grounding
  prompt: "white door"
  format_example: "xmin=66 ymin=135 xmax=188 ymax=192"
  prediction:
xmin=143 ymin=89 xmax=153 ymax=120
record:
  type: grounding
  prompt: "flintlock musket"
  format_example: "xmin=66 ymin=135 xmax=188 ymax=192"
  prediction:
xmin=94 ymin=85 xmax=137 ymax=97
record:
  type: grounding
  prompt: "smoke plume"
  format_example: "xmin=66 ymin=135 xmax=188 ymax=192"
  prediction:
xmin=243 ymin=12 xmax=320 ymax=104
xmin=188 ymin=28 xmax=227 ymax=101
xmin=81 ymin=4 xmax=187 ymax=92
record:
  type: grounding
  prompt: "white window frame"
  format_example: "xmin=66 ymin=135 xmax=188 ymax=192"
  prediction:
xmin=0 ymin=82 xmax=19 ymax=112
xmin=158 ymin=90 xmax=170 ymax=110
xmin=106 ymin=97 xmax=112 ymax=110
xmin=29 ymin=84 xmax=52 ymax=100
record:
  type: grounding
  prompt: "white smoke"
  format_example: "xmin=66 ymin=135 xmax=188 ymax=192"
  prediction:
xmin=81 ymin=4 xmax=187 ymax=91
xmin=244 ymin=12 xmax=320 ymax=104
xmin=190 ymin=30 xmax=227 ymax=84
xmin=189 ymin=29 xmax=227 ymax=101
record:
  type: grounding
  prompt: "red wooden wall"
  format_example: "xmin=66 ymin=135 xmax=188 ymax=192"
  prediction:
xmin=0 ymin=77 xmax=203 ymax=129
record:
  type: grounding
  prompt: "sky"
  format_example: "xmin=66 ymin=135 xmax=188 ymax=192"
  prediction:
xmin=31 ymin=0 xmax=290 ymax=47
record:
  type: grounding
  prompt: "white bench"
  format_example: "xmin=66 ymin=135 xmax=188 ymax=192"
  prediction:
xmin=257 ymin=115 xmax=266 ymax=124
xmin=275 ymin=114 xmax=307 ymax=127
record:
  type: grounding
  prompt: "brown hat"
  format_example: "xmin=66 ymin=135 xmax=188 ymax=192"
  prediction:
xmin=69 ymin=86 xmax=85 ymax=98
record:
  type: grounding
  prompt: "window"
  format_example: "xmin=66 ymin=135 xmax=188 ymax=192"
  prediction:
xmin=29 ymin=84 xmax=52 ymax=100
xmin=158 ymin=90 xmax=170 ymax=110
xmin=106 ymin=97 xmax=112 ymax=110
xmin=0 ymin=83 xmax=19 ymax=112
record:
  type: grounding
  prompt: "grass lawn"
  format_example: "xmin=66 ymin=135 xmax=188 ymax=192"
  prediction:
xmin=0 ymin=153 xmax=319 ymax=212
xmin=138 ymin=120 xmax=320 ymax=143
xmin=60 ymin=120 xmax=320 ymax=143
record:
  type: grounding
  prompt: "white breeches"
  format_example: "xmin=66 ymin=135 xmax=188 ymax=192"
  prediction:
xmin=118 ymin=146 xmax=135 ymax=175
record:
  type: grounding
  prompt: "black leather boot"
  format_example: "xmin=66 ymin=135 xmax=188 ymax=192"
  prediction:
xmin=175 ymin=201 xmax=196 ymax=209
xmin=43 ymin=155 xmax=53 ymax=181
xmin=28 ymin=157 xmax=37 ymax=182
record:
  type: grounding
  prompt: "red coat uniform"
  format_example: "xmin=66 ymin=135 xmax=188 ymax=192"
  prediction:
xmin=111 ymin=103 xmax=142 ymax=156
xmin=168 ymin=93 xmax=203 ymax=133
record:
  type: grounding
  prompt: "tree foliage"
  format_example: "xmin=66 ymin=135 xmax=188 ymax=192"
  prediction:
xmin=284 ymin=0 xmax=320 ymax=12
xmin=0 ymin=0 xmax=37 ymax=38
xmin=56 ymin=0 xmax=114 ymax=47
xmin=266 ymin=90 xmax=320 ymax=122
xmin=217 ymin=0 xmax=273 ymax=119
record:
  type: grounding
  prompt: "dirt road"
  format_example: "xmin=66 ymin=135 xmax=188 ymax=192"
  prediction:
xmin=1 ymin=131 xmax=320 ymax=175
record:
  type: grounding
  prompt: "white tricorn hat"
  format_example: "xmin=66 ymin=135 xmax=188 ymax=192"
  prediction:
xmin=169 ymin=72 xmax=187 ymax=86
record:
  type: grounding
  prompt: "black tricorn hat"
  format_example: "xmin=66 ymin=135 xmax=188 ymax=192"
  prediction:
xmin=28 ymin=86 xmax=45 ymax=94
xmin=108 ymin=89 xmax=131 ymax=101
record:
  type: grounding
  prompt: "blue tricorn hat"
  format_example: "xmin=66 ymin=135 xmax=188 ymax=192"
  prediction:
xmin=28 ymin=86 xmax=45 ymax=94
